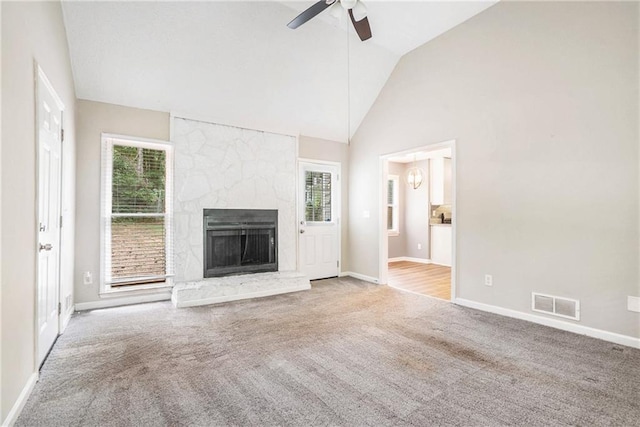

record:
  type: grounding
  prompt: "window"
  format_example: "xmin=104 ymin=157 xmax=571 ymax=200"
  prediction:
xmin=387 ymin=175 xmax=399 ymax=235
xmin=305 ymin=171 xmax=332 ymax=222
xmin=101 ymin=135 xmax=173 ymax=292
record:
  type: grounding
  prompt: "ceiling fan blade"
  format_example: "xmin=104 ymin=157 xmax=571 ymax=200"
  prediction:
xmin=287 ymin=1 xmax=332 ymax=29
xmin=348 ymin=9 xmax=372 ymax=41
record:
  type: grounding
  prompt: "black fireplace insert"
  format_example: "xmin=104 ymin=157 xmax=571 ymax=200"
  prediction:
xmin=203 ymin=209 xmax=278 ymax=278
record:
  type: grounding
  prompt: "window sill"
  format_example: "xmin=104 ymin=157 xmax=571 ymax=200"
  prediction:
xmin=388 ymin=231 xmax=399 ymax=237
xmin=100 ymin=281 xmax=173 ymax=298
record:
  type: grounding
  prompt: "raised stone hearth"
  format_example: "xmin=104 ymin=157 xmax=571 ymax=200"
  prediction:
xmin=171 ymin=271 xmax=310 ymax=308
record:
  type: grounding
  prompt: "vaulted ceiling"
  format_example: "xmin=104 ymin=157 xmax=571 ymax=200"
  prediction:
xmin=61 ymin=1 xmax=496 ymax=142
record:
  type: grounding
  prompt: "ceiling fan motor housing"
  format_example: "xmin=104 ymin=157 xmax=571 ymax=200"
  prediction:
xmin=341 ymin=0 xmax=358 ymax=9
xmin=288 ymin=0 xmax=371 ymax=41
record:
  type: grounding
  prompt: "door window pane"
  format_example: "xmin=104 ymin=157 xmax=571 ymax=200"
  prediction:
xmin=305 ymin=171 xmax=332 ymax=222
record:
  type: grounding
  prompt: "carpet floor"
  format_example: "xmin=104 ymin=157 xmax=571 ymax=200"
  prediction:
xmin=17 ymin=277 xmax=640 ymax=426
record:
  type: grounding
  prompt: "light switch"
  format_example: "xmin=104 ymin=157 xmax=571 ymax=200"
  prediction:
xmin=363 ymin=210 xmax=370 ymax=218
xmin=484 ymin=274 xmax=493 ymax=287
xmin=83 ymin=271 xmax=93 ymax=285
xmin=628 ymin=296 xmax=640 ymax=313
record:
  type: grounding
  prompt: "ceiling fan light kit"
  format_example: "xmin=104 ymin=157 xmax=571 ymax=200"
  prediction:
xmin=351 ymin=1 xmax=368 ymax=22
xmin=340 ymin=0 xmax=357 ymax=10
xmin=287 ymin=0 xmax=372 ymax=42
xmin=329 ymin=2 xmax=343 ymax=19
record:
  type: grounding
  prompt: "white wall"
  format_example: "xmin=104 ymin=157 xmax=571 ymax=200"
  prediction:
xmin=172 ymin=118 xmax=297 ymax=282
xmin=0 ymin=2 xmax=3 ymax=417
xmin=387 ymin=162 xmax=406 ymax=259
xmin=388 ymin=160 xmax=430 ymax=260
xmin=298 ymin=136 xmax=349 ymax=271
xmin=74 ymin=100 xmax=170 ymax=305
xmin=349 ymin=1 xmax=639 ymax=339
xmin=1 ymin=1 xmax=76 ymax=421
xmin=404 ymin=159 xmax=429 ymax=260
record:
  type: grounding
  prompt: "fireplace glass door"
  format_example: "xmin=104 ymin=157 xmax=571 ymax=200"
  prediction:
xmin=203 ymin=209 xmax=278 ymax=277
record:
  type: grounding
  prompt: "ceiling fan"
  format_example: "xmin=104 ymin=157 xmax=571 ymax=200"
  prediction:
xmin=287 ymin=0 xmax=372 ymax=41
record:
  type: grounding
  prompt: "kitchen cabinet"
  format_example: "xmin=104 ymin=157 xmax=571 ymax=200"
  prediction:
xmin=431 ymin=225 xmax=452 ymax=267
xmin=430 ymin=157 xmax=452 ymax=205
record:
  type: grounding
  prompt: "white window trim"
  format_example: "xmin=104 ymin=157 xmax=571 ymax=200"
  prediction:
xmin=387 ymin=175 xmax=400 ymax=236
xmin=100 ymin=133 xmax=174 ymax=296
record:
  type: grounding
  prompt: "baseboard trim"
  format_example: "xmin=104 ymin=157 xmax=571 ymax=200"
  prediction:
xmin=430 ymin=261 xmax=451 ymax=267
xmin=388 ymin=284 xmax=449 ymax=302
xmin=60 ymin=306 xmax=73 ymax=333
xmin=339 ymin=271 xmax=379 ymax=284
xmin=454 ymin=298 xmax=640 ymax=349
xmin=2 ymin=372 xmax=38 ymax=427
xmin=173 ymin=284 xmax=310 ymax=308
xmin=388 ymin=257 xmax=431 ymax=264
xmin=75 ymin=292 xmax=171 ymax=311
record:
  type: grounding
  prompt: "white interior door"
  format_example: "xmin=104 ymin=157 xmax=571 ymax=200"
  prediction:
xmin=298 ymin=162 xmax=339 ymax=280
xmin=36 ymin=67 xmax=63 ymax=366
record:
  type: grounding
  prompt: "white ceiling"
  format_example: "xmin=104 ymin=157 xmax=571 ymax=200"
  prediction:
xmin=61 ymin=1 xmax=496 ymax=143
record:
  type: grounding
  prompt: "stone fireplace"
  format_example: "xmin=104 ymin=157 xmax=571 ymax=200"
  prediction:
xmin=170 ymin=117 xmax=309 ymax=308
xmin=203 ymin=208 xmax=278 ymax=277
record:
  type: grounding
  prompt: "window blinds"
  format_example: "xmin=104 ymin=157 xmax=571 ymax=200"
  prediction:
xmin=305 ymin=171 xmax=332 ymax=222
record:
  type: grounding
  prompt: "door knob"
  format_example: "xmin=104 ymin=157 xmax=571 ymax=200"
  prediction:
xmin=39 ymin=243 xmax=53 ymax=252
xmin=299 ymin=229 xmax=305 ymax=234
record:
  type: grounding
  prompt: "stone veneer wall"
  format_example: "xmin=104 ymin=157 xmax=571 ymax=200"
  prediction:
xmin=172 ymin=117 xmax=297 ymax=282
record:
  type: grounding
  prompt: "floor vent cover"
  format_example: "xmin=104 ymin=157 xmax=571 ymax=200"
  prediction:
xmin=532 ymin=293 xmax=580 ymax=320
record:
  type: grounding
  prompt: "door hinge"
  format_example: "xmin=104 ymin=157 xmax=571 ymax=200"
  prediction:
xmin=61 ymin=128 xmax=64 ymax=142
xmin=60 ymin=215 xmax=63 ymax=228
xmin=58 ymin=302 xmax=62 ymax=315
xmin=337 ymin=260 xmax=340 ymax=268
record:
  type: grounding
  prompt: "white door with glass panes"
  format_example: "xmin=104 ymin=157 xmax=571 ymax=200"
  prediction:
xmin=298 ymin=162 xmax=339 ymax=280
xmin=36 ymin=67 xmax=64 ymax=366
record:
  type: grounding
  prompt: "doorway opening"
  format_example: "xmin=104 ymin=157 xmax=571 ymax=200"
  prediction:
xmin=379 ymin=141 xmax=456 ymax=301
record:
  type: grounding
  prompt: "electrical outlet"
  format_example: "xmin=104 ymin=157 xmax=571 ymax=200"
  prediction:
xmin=418 ymin=243 xmax=422 ymax=250
xmin=484 ymin=274 xmax=493 ymax=287
xmin=83 ymin=271 xmax=93 ymax=285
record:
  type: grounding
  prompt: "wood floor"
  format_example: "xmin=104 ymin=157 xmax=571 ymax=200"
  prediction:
xmin=387 ymin=261 xmax=451 ymax=300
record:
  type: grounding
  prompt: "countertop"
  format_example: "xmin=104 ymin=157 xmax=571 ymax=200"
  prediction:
xmin=429 ymin=222 xmax=452 ymax=227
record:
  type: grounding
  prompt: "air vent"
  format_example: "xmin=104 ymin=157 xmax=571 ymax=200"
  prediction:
xmin=532 ymin=292 xmax=580 ymax=321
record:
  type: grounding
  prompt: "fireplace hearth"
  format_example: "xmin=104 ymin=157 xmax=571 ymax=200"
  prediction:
xmin=203 ymin=209 xmax=278 ymax=278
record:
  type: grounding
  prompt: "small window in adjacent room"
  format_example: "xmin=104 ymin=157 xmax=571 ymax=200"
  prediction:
xmin=101 ymin=135 xmax=173 ymax=293
xmin=387 ymin=175 xmax=399 ymax=236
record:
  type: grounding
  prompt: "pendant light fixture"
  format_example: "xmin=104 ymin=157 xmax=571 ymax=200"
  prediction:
xmin=406 ymin=154 xmax=425 ymax=190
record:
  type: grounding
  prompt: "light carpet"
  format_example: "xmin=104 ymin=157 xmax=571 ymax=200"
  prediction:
xmin=17 ymin=277 xmax=640 ymax=426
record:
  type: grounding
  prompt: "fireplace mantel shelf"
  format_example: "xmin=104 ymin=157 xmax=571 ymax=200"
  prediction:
xmin=171 ymin=271 xmax=310 ymax=308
